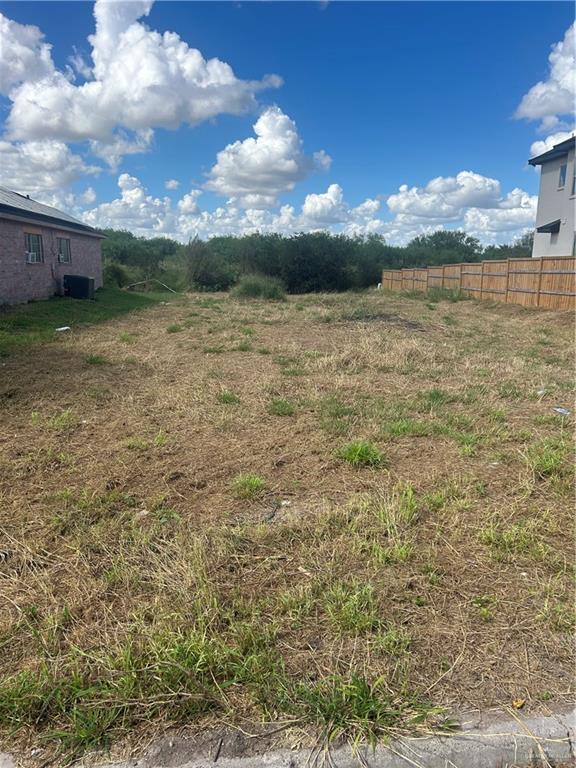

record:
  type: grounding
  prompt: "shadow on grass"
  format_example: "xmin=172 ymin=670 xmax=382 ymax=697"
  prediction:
xmin=0 ymin=288 xmax=169 ymax=356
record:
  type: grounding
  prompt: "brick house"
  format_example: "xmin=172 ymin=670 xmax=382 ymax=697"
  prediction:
xmin=0 ymin=187 xmax=104 ymax=305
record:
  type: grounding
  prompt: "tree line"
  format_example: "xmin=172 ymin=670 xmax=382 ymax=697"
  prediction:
xmin=102 ymin=228 xmax=534 ymax=293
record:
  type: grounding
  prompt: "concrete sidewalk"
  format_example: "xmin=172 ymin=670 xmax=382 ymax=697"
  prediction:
xmin=1 ymin=707 xmax=574 ymax=768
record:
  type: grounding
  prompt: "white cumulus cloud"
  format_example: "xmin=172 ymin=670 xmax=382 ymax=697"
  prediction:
xmin=4 ymin=0 xmax=281 ymax=162
xmin=529 ymin=130 xmax=575 ymax=158
xmin=463 ymin=189 xmax=537 ymax=236
xmin=0 ymin=139 xmax=100 ymax=197
xmin=0 ymin=13 xmax=54 ymax=95
xmin=205 ymin=106 xmax=331 ymax=208
xmin=80 ymin=170 xmax=538 ymax=246
xmin=165 ymin=179 xmax=180 ymax=190
xmin=387 ymin=171 xmax=501 ymax=221
xmin=301 ymin=183 xmax=348 ymax=223
xmin=82 ymin=172 xmax=175 ymax=233
xmin=516 ymin=22 xmax=575 ymax=128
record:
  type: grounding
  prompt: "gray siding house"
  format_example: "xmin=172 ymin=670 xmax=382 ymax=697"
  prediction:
xmin=529 ymin=135 xmax=575 ymax=258
xmin=0 ymin=188 xmax=103 ymax=305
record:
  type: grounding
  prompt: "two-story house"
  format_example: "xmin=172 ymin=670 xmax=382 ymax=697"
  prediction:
xmin=529 ymin=135 xmax=575 ymax=258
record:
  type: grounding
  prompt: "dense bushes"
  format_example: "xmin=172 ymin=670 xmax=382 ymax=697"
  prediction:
xmin=185 ymin=238 xmax=237 ymax=291
xmin=101 ymin=228 xmax=534 ymax=295
xmin=103 ymin=260 xmax=132 ymax=288
xmin=184 ymin=232 xmax=389 ymax=293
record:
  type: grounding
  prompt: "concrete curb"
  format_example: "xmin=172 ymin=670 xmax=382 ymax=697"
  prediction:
xmin=2 ymin=709 xmax=574 ymax=768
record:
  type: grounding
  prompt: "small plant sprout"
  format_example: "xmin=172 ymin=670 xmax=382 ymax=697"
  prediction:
xmin=472 ymin=595 xmax=494 ymax=622
xmin=125 ymin=436 xmax=149 ymax=451
xmin=232 ymin=472 xmax=266 ymax=499
xmin=153 ymin=430 xmax=168 ymax=447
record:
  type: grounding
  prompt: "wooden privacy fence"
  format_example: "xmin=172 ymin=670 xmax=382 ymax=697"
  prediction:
xmin=382 ymin=256 xmax=576 ymax=311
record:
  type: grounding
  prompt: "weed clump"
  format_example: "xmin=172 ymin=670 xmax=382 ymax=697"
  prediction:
xmin=268 ymin=398 xmax=295 ymax=416
xmin=288 ymin=675 xmax=439 ymax=747
xmin=523 ymin=438 xmax=567 ymax=479
xmin=84 ymin=354 xmax=108 ymax=365
xmin=336 ymin=440 xmax=385 ymax=467
xmin=217 ymin=390 xmax=240 ymax=405
xmin=232 ymin=472 xmax=266 ymax=499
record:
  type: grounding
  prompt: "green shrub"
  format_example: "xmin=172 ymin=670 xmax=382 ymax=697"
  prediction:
xmin=103 ymin=261 xmax=132 ymax=288
xmin=185 ymin=237 xmax=237 ymax=291
xmin=230 ymin=274 xmax=286 ymax=301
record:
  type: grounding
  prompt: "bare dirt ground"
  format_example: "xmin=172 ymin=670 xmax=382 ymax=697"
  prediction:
xmin=0 ymin=290 xmax=573 ymax=765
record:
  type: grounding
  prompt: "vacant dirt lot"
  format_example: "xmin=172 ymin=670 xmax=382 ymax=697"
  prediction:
xmin=0 ymin=290 xmax=573 ymax=764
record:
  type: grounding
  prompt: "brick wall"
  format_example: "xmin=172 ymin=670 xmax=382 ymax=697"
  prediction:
xmin=0 ymin=218 xmax=103 ymax=304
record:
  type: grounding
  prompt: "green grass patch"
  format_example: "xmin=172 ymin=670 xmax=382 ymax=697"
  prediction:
xmin=324 ymin=581 xmax=380 ymax=633
xmin=268 ymin=398 xmax=295 ymax=416
xmin=523 ymin=437 xmax=568 ymax=479
xmin=232 ymin=472 xmax=266 ymax=499
xmin=84 ymin=354 xmax=109 ymax=366
xmin=383 ymin=417 xmax=434 ymax=437
xmin=336 ymin=440 xmax=385 ymax=467
xmin=374 ymin=625 xmax=411 ymax=656
xmin=318 ymin=395 xmax=356 ymax=434
xmin=0 ymin=288 xmax=165 ymax=356
xmin=288 ymin=675 xmax=439 ymax=747
xmin=217 ymin=390 xmax=240 ymax=405
xmin=478 ymin=520 xmax=548 ymax=561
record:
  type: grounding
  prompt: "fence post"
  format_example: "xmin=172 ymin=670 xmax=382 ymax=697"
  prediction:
xmin=504 ymin=260 xmax=511 ymax=305
xmin=536 ymin=257 xmax=544 ymax=307
xmin=425 ymin=267 xmax=429 ymax=294
xmin=442 ymin=264 xmax=446 ymax=289
xmin=479 ymin=261 xmax=485 ymax=301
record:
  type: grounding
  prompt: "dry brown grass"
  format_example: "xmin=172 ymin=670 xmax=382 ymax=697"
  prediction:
xmin=0 ymin=290 xmax=574 ymax=764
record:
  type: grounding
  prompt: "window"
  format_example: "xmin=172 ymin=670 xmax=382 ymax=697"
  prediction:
xmin=25 ymin=233 xmax=43 ymax=263
xmin=57 ymin=237 xmax=71 ymax=263
xmin=558 ymin=163 xmax=567 ymax=188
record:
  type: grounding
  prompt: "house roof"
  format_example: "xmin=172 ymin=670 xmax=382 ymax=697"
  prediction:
xmin=528 ymin=135 xmax=575 ymax=166
xmin=0 ymin=187 xmax=103 ymax=237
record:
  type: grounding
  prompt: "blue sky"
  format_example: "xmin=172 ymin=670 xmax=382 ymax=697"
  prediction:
xmin=0 ymin=1 xmax=574 ymax=243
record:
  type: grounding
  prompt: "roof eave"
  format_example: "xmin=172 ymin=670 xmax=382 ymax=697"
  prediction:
xmin=0 ymin=205 xmax=104 ymax=238
xmin=529 ymin=136 xmax=575 ymax=166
